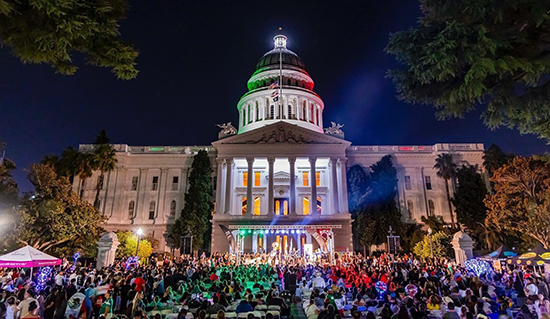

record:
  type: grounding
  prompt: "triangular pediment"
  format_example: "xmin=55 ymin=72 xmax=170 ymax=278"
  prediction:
xmin=212 ymin=121 xmax=351 ymax=146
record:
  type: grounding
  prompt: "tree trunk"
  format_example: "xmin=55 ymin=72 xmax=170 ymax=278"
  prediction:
xmin=445 ymin=179 xmax=455 ymax=228
xmin=93 ymin=172 xmax=103 ymax=209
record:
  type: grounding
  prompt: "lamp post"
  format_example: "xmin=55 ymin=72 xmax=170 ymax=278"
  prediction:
xmin=427 ymin=226 xmax=434 ymax=264
xmin=135 ymin=228 xmax=143 ymax=257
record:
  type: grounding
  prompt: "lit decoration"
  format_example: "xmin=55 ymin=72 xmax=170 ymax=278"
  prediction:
xmin=125 ymin=256 xmax=140 ymax=269
xmin=464 ymin=259 xmax=493 ymax=277
xmin=37 ymin=267 xmax=52 ymax=291
xmin=70 ymin=252 xmax=80 ymax=272
xmin=375 ymin=281 xmax=387 ymax=298
xmin=405 ymin=283 xmax=418 ymax=297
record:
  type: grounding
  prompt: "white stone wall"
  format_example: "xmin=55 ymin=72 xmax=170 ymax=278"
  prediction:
xmin=346 ymin=143 xmax=486 ymax=224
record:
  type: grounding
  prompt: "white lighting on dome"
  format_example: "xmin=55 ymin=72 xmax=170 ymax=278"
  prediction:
xmin=274 ymin=35 xmax=287 ymax=49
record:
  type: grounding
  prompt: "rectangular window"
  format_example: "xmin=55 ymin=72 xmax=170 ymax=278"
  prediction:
xmin=404 ymin=176 xmax=411 ymax=190
xmin=315 ymin=171 xmax=320 ymax=187
xmin=131 ymin=176 xmax=138 ymax=191
xmin=172 ymin=176 xmax=179 ymax=191
xmin=149 ymin=201 xmax=156 ymax=219
xmin=425 ymin=176 xmax=432 ymax=190
xmin=152 ymin=176 xmax=159 ymax=190
xmin=302 ymin=172 xmax=309 ymax=187
xmin=254 ymin=172 xmax=261 ymax=187
xmin=243 ymin=172 xmax=248 ymax=187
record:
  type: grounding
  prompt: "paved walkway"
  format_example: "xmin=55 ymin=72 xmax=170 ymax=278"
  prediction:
xmin=290 ymin=302 xmax=306 ymax=319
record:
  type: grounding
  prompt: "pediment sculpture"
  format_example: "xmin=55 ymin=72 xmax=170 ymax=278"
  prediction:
xmin=216 ymin=122 xmax=237 ymax=138
xmin=325 ymin=122 xmax=344 ymax=135
xmin=245 ymin=127 xmax=317 ymax=144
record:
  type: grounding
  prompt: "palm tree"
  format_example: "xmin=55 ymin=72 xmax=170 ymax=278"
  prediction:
xmin=91 ymin=143 xmax=117 ymax=209
xmin=434 ymin=153 xmax=457 ymax=228
xmin=75 ymin=152 xmax=94 ymax=197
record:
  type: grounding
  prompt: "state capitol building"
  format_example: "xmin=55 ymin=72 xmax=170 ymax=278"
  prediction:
xmin=74 ymin=35 xmax=485 ymax=255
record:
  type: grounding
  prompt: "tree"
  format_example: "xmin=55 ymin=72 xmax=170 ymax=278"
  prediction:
xmin=13 ymin=164 xmax=107 ymax=255
xmin=483 ymin=144 xmax=513 ymax=177
xmin=434 ymin=153 xmax=457 ymax=228
xmin=170 ymin=150 xmax=212 ymax=251
xmin=413 ymin=231 xmax=453 ymax=259
xmin=353 ymin=155 xmax=404 ymax=249
xmin=347 ymin=164 xmax=370 ymax=218
xmin=386 ymin=0 xmax=550 ymax=141
xmin=0 ymin=142 xmax=19 ymax=248
xmin=452 ymin=165 xmax=490 ymax=249
xmin=91 ymin=131 xmax=117 ymax=208
xmin=115 ymin=231 xmax=153 ymax=259
xmin=485 ymin=157 xmax=550 ymax=249
xmin=0 ymin=0 xmax=138 ymax=79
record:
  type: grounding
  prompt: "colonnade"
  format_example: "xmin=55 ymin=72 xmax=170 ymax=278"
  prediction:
xmin=214 ymin=156 xmax=349 ymax=216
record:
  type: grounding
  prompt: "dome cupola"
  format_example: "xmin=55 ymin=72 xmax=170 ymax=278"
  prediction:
xmin=238 ymin=35 xmax=324 ymax=134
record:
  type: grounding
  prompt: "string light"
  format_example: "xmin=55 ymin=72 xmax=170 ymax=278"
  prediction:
xmin=465 ymin=259 xmax=493 ymax=277
xmin=37 ymin=267 xmax=52 ymax=291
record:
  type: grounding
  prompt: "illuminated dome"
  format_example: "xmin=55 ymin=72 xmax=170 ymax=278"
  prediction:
xmin=238 ymin=35 xmax=324 ymax=134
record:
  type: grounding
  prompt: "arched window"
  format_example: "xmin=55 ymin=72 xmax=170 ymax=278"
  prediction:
xmin=309 ymin=104 xmax=314 ymax=123
xmin=242 ymin=108 xmax=246 ymax=127
xmin=242 ymin=197 xmax=247 ymax=215
xmin=302 ymin=101 xmax=307 ymax=121
xmin=149 ymin=201 xmax=156 ymax=220
xmin=317 ymin=196 xmax=322 ymax=214
xmin=248 ymin=104 xmax=252 ymax=123
xmin=428 ymin=199 xmax=435 ymax=216
xmin=303 ymin=197 xmax=310 ymax=215
xmin=253 ymin=196 xmax=261 ymax=215
xmin=95 ymin=199 xmax=101 ymax=210
xmin=283 ymin=200 xmax=288 ymax=215
xmin=316 ymin=107 xmax=320 ymax=125
xmin=270 ymin=105 xmax=274 ymax=119
xmin=287 ymin=104 xmax=292 ymax=119
xmin=170 ymin=200 xmax=176 ymax=217
xmin=279 ymin=104 xmax=284 ymax=119
xmin=275 ymin=199 xmax=281 ymax=215
xmin=128 ymin=201 xmax=135 ymax=219
xmin=255 ymin=101 xmax=260 ymax=121
xmin=407 ymin=200 xmax=414 ymax=219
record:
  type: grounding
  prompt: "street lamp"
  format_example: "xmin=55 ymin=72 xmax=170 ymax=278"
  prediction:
xmin=427 ymin=226 xmax=434 ymax=264
xmin=135 ymin=228 xmax=143 ymax=257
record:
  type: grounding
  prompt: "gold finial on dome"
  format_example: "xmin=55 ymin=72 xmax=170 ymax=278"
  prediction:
xmin=274 ymin=34 xmax=287 ymax=49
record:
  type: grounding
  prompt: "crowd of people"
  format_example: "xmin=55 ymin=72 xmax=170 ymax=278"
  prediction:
xmin=0 ymin=252 xmax=549 ymax=319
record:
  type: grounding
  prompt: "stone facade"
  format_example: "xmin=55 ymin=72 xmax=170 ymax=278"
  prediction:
xmin=73 ymin=35 xmax=486 ymax=253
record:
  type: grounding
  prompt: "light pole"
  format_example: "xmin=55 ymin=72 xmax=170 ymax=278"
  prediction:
xmin=427 ymin=226 xmax=434 ymax=264
xmin=135 ymin=228 xmax=143 ymax=257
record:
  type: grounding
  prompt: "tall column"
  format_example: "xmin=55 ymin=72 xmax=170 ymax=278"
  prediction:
xmin=156 ymin=167 xmax=169 ymax=224
xmin=289 ymin=157 xmax=296 ymax=214
xmin=246 ymin=158 xmax=254 ymax=214
xmin=215 ymin=159 xmax=224 ymax=214
xmin=309 ymin=157 xmax=317 ymax=215
xmin=224 ymin=158 xmax=233 ymax=214
xmin=339 ymin=158 xmax=349 ymax=214
xmin=268 ymin=158 xmax=275 ymax=215
xmin=330 ymin=158 xmax=340 ymax=214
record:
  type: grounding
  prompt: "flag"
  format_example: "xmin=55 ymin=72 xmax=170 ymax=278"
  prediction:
xmin=273 ymin=96 xmax=279 ymax=102
xmin=268 ymin=80 xmax=279 ymax=90
xmin=271 ymin=91 xmax=279 ymax=98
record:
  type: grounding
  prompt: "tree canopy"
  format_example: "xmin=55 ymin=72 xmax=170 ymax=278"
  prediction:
xmin=351 ymin=155 xmax=404 ymax=248
xmin=13 ymin=164 xmax=107 ymax=255
xmin=170 ymin=150 xmax=213 ymax=251
xmin=386 ymin=0 xmax=550 ymax=141
xmin=0 ymin=0 xmax=138 ymax=79
xmin=485 ymin=156 xmax=550 ymax=249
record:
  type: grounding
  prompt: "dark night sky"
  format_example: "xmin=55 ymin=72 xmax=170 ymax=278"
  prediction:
xmin=1 ymin=0 xmax=548 ymax=192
